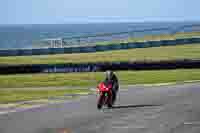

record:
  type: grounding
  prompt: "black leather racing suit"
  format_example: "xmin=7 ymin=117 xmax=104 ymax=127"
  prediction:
xmin=104 ymin=74 xmax=119 ymax=104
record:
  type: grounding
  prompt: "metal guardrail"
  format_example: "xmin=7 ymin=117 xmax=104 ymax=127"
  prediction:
xmin=1 ymin=59 xmax=200 ymax=74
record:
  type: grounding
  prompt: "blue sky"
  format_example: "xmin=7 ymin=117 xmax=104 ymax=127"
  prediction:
xmin=1 ymin=0 xmax=200 ymax=24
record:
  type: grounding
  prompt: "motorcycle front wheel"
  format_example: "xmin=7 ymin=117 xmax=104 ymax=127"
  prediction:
xmin=97 ymin=94 xmax=104 ymax=110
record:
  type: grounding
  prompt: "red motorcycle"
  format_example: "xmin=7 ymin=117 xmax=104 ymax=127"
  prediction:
xmin=97 ymin=82 xmax=113 ymax=109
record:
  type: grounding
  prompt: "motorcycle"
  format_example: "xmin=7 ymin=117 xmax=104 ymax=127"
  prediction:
xmin=96 ymin=82 xmax=113 ymax=109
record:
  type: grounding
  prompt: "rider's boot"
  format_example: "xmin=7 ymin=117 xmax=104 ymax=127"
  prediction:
xmin=112 ymin=92 xmax=117 ymax=105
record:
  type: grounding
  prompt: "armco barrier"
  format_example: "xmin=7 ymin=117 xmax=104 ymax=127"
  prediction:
xmin=0 ymin=49 xmax=18 ymax=56
xmin=80 ymin=46 xmax=96 ymax=53
xmin=191 ymin=38 xmax=200 ymax=43
xmin=110 ymin=44 xmax=122 ymax=50
xmin=1 ymin=37 xmax=200 ymax=57
xmin=49 ymin=48 xmax=64 ymax=54
xmin=95 ymin=45 xmax=109 ymax=51
xmin=18 ymin=49 xmax=32 ymax=56
xmin=149 ymin=41 xmax=159 ymax=47
xmin=72 ymin=47 xmax=82 ymax=53
xmin=64 ymin=47 xmax=72 ymax=54
xmin=31 ymin=48 xmax=49 ymax=55
xmin=1 ymin=59 xmax=200 ymax=74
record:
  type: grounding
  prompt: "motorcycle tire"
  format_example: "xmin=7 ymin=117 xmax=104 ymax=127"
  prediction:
xmin=97 ymin=95 xmax=104 ymax=110
xmin=107 ymin=103 xmax=112 ymax=108
xmin=97 ymin=104 xmax=102 ymax=110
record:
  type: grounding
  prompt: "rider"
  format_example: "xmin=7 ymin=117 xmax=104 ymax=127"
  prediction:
xmin=104 ymin=70 xmax=119 ymax=104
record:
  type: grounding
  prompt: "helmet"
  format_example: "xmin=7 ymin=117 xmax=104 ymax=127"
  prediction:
xmin=105 ymin=70 xmax=114 ymax=80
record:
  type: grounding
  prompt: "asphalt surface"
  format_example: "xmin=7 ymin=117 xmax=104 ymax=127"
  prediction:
xmin=1 ymin=83 xmax=200 ymax=133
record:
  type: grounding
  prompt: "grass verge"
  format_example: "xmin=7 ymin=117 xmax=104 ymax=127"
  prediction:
xmin=0 ymin=89 xmax=91 ymax=104
xmin=95 ymin=32 xmax=200 ymax=45
xmin=1 ymin=69 xmax=200 ymax=88
xmin=1 ymin=69 xmax=200 ymax=103
xmin=0 ymin=44 xmax=200 ymax=65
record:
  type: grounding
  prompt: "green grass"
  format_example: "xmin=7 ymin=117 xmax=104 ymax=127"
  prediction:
xmin=1 ymin=69 xmax=200 ymax=103
xmin=1 ymin=44 xmax=200 ymax=65
xmin=0 ymin=73 xmax=99 ymax=88
xmin=1 ymin=69 xmax=200 ymax=88
xmin=95 ymin=31 xmax=200 ymax=45
xmin=117 ymin=69 xmax=200 ymax=85
xmin=0 ymin=89 xmax=91 ymax=104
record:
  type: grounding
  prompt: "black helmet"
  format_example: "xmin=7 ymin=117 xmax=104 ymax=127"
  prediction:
xmin=105 ymin=70 xmax=114 ymax=80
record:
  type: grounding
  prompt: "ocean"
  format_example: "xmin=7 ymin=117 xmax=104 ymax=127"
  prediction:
xmin=0 ymin=21 xmax=199 ymax=49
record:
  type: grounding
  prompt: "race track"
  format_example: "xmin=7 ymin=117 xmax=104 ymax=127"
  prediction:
xmin=1 ymin=83 xmax=200 ymax=133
